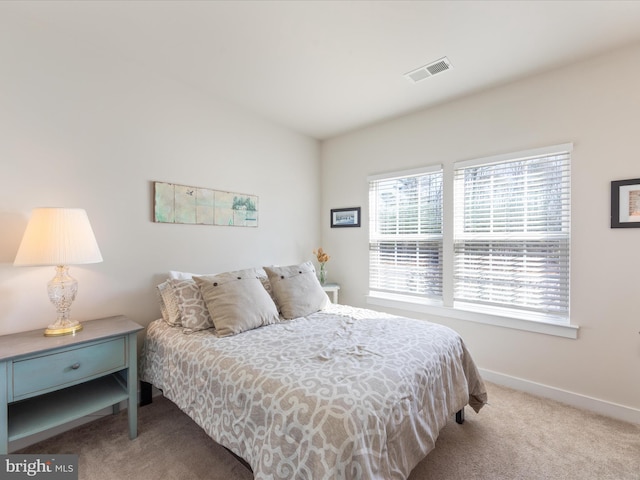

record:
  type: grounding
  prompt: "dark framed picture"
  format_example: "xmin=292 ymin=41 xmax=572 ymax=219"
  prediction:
xmin=611 ymin=178 xmax=640 ymax=228
xmin=331 ymin=207 xmax=361 ymax=228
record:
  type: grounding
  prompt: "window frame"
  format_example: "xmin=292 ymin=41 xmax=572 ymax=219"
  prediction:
xmin=367 ymin=144 xmax=578 ymax=339
xmin=368 ymin=165 xmax=444 ymax=301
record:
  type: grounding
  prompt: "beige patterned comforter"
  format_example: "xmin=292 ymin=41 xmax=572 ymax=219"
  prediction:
xmin=140 ymin=304 xmax=487 ymax=479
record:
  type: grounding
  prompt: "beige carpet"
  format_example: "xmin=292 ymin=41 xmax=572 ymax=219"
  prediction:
xmin=18 ymin=382 xmax=640 ymax=479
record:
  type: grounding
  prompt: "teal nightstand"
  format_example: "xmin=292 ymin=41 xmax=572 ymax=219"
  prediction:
xmin=0 ymin=316 xmax=142 ymax=453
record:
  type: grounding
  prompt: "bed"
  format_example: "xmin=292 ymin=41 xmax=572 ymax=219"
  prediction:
xmin=139 ymin=263 xmax=487 ymax=480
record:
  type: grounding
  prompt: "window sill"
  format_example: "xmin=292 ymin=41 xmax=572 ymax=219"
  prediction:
xmin=366 ymin=293 xmax=579 ymax=339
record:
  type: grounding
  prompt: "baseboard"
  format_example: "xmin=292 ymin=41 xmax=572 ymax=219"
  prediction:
xmin=480 ymin=368 xmax=640 ymax=425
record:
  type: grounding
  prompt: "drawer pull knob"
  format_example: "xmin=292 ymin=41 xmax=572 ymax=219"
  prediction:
xmin=71 ymin=363 xmax=81 ymax=370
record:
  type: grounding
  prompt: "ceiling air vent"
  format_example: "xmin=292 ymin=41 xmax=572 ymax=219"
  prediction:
xmin=404 ymin=57 xmax=452 ymax=83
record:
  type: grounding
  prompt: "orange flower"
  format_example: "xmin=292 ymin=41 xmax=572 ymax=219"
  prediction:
xmin=313 ymin=247 xmax=330 ymax=263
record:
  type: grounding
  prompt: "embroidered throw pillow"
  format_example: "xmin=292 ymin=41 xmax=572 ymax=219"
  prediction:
xmin=157 ymin=280 xmax=182 ymax=326
xmin=170 ymin=279 xmax=214 ymax=333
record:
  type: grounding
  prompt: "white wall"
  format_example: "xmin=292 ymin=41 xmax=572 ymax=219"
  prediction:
xmin=321 ymin=42 xmax=640 ymax=418
xmin=0 ymin=10 xmax=320 ymax=337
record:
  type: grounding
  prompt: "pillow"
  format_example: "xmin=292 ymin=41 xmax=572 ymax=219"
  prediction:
xmin=264 ymin=262 xmax=329 ymax=319
xmin=194 ymin=269 xmax=279 ymax=337
xmin=171 ymin=267 xmax=276 ymax=302
xmin=170 ymin=279 xmax=214 ymax=333
xmin=169 ymin=270 xmax=217 ymax=280
xmin=157 ymin=280 xmax=182 ymax=326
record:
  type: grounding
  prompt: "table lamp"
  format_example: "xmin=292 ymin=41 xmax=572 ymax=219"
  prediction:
xmin=14 ymin=207 xmax=103 ymax=336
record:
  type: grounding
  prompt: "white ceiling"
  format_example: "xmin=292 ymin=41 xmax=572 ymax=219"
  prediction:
xmin=6 ymin=0 xmax=640 ymax=139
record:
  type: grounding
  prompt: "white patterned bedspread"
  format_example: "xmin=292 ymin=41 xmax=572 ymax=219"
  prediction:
xmin=140 ymin=304 xmax=487 ymax=480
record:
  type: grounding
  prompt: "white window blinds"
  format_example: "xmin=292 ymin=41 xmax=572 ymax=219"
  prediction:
xmin=453 ymin=144 xmax=571 ymax=319
xmin=369 ymin=167 xmax=443 ymax=299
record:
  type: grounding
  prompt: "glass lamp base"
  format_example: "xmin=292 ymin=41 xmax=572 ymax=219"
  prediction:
xmin=45 ymin=265 xmax=82 ymax=336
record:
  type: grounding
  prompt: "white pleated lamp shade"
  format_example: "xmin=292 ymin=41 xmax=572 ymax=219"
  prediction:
xmin=14 ymin=208 xmax=103 ymax=266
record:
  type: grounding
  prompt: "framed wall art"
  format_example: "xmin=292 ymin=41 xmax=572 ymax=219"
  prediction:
xmin=154 ymin=181 xmax=258 ymax=227
xmin=330 ymin=207 xmax=361 ymax=228
xmin=611 ymin=178 xmax=640 ymax=228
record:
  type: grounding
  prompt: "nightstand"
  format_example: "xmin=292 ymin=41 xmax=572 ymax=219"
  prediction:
xmin=0 ymin=315 xmax=143 ymax=454
xmin=322 ymin=283 xmax=340 ymax=304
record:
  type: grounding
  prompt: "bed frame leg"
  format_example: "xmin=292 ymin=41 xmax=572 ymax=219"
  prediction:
xmin=140 ymin=381 xmax=153 ymax=406
xmin=455 ymin=408 xmax=465 ymax=424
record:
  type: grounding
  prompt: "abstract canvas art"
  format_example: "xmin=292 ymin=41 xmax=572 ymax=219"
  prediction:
xmin=154 ymin=181 xmax=258 ymax=227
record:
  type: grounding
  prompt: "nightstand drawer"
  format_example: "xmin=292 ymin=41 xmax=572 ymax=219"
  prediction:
xmin=12 ymin=338 xmax=126 ymax=399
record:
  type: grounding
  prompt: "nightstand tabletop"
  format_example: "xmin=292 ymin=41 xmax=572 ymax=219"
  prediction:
xmin=0 ymin=316 xmax=143 ymax=361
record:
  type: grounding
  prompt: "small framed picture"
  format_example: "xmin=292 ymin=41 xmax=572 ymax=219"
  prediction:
xmin=331 ymin=207 xmax=361 ymax=228
xmin=611 ymin=178 xmax=640 ymax=228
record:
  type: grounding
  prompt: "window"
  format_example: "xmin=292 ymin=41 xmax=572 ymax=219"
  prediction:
xmin=369 ymin=166 xmax=443 ymax=300
xmin=368 ymin=144 xmax=572 ymax=332
xmin=453 ymin=145 xmax=571 ymax=321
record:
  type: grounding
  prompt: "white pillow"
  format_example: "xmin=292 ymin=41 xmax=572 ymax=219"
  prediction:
xmin=169 ymin=270 xmax=217 ymax=280
xmin=194 ymin=269 xmax=279 ymax=337
xmin=264 ymin=262 xmax=329 ymax=319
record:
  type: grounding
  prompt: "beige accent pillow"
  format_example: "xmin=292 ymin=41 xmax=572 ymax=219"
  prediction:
xmin=170 ymin=279 xmax=214 ymax=333
xmin=194 ymin=269 xmax=279 ymax=337
xmin=157 ymin=280 xmax=182 ymax=326
xmin=264 ymin=262 xmax=329 ymax=319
